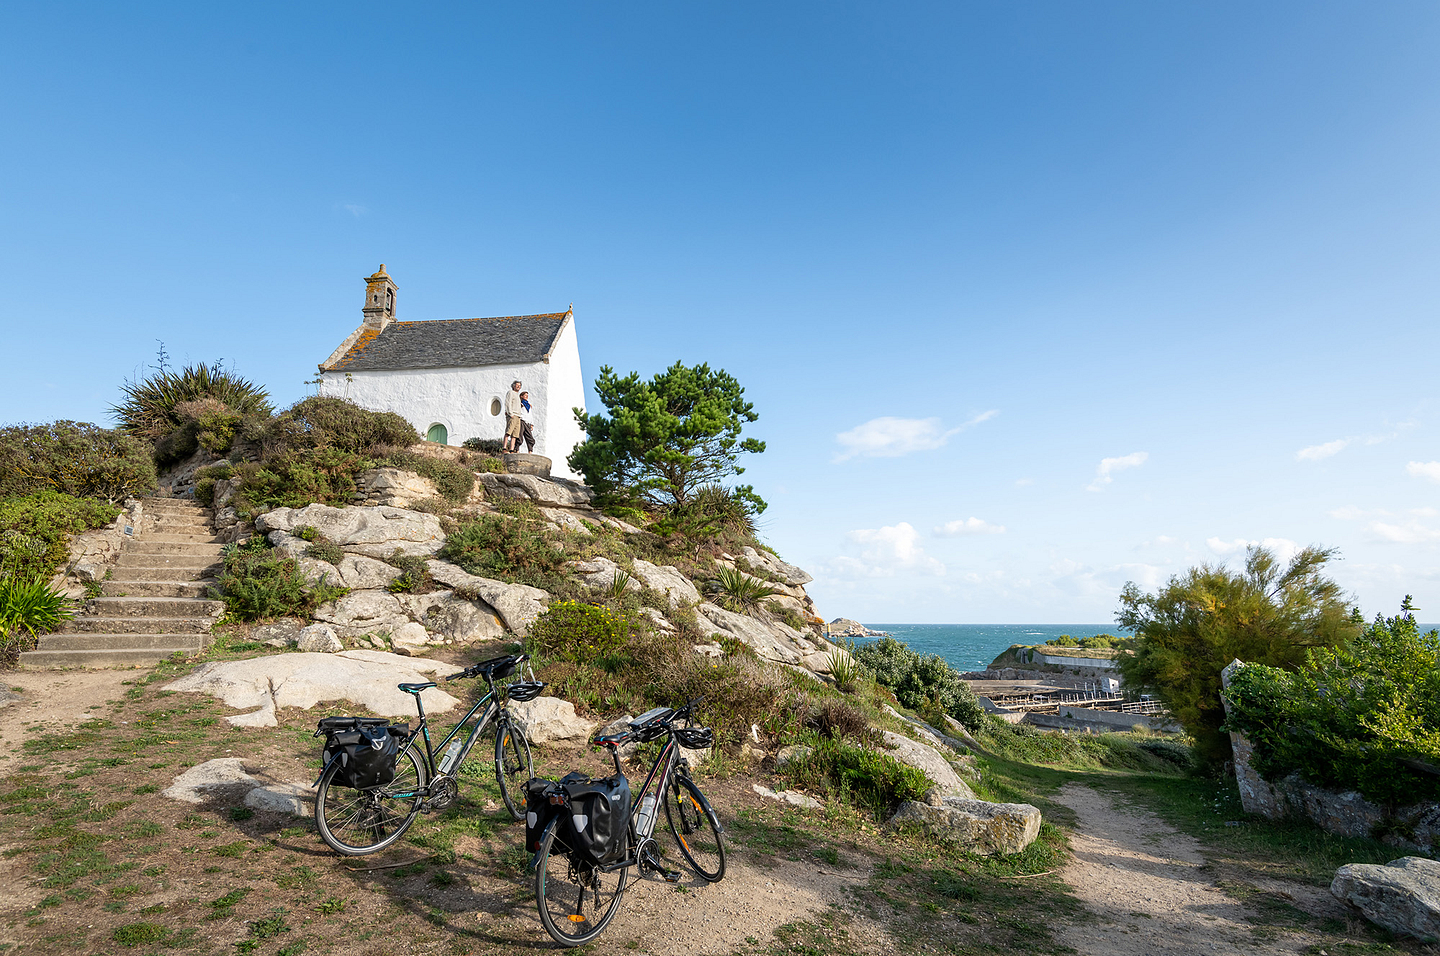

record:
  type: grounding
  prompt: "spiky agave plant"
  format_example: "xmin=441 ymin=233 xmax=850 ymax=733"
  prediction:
xmin=0 ymin=577 xmax=73 ymax=660
xmin=710 ymin=566 xmax=782 ymax=612
xmin=112 ymin=363 xmax=273 ymax=440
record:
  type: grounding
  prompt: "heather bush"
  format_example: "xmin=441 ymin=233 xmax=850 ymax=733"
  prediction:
xmin=437 ymin=514 xmax=565 ymax=588
xmin=778 ymin=738 xmax=932 ymax=819
xmin=0 ymin=492 xmax=122 ymax=581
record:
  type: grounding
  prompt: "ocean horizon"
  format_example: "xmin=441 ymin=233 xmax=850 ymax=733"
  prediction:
xmin=860 ymin=622 xmax=1440 ymax=674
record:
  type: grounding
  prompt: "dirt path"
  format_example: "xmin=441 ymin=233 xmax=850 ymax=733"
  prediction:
xmin=0 ymin=669 xmax=136 ymax=771
xmin=1054 ymin=783 xmax=1334 ymax=955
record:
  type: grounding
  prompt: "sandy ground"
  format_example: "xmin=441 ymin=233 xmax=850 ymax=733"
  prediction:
xmin=1054 ymin=783 xmax=1343 ymax=956
xmin=0 ymin=669 xmax=136 ymax=771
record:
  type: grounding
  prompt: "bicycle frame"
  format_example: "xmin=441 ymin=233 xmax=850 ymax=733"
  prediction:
xmin=590 ymin=729 xmax=685 ymax=873
xmin=398 ymin=684 xmax=503 ymax=795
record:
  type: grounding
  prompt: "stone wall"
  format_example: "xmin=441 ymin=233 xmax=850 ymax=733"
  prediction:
xmin=50 ymin=498 xmax=146 ymax=598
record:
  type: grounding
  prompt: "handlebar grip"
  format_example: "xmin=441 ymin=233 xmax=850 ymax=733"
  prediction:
xmin=444 ymin=671 xmax=468 ymax=681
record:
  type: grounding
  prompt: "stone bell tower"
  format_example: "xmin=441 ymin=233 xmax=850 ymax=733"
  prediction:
xmin=362 ymin=264 xmax=398 ymax=331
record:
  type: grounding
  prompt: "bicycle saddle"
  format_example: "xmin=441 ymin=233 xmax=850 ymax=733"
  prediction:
xmin=398 ymin=681 xmax=436 ymax=694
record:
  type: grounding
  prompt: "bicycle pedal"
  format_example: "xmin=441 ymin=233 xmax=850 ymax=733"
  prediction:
xmin=661 ymin=869 xmax=682 ymax=884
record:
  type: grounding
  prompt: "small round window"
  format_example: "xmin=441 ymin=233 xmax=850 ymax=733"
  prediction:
xmin=490 ymin=397 xmax=502 ymax=416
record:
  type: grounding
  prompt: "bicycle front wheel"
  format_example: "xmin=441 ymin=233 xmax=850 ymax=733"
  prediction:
xmin=495 ymin=720 xmax=532 ymax=822
xmin=314 ymin=744 xmax=425 ymax=856
xmin=535 ymin=821 xmax=629 ymax=946
xmin=664 ymin=774 xmax=726 ymax=882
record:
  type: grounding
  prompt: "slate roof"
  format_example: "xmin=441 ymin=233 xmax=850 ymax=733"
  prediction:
xmin=323 ymin=312 xmax=570 ymax=372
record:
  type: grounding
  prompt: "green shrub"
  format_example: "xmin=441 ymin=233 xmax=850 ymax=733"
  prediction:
xmin=779 ymin=737 xmax=933 ymax=819
xmin=853 ymin=636 xmax=988 ymax=731
xmin=1223 ymin=599 xmax=1440 ymax=803
xmin=113 ymin=362 xmax=272 ymax=443
xmin=437 ymin=514 xmax=565 ymax=587
xmin=234 ymin=449 xmax=369 ymax=512
xmin=215 ymin=539 xmax=347 ymax=621
xmin=264 ymin=396 xmax=417 ymax=456
xmin=529 ymin=601 xmax=633 ymax=664
xmin=803 ymin=699 xmax=876 ymax=744
xmin=0 ymin=492 xmax=121 ymax=580
xmin=0 ymin=422 xmax=156 ymax=502
xmin=305 ymin=541 xmax=344 ymax=565
xmin=380 ymin=452 xmax=475 ymax=503
xmin=0 ymin=577 xmax=73 ymax=664
xmin=192 ymin=463 xmax=235 ymax=508
xmin=384 ymin=550 xmax=432 ymax=593
xmin=462 ymin=438 xmax=503 ymax=455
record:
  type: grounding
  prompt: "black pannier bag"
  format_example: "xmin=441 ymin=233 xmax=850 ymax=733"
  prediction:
xmin=525 ymin=778 xmax=567 ymax=854
xmin=317 ymin=716 xmax=403 ymax=790
xmin=561 ymin=773 xmax=632 ymax=867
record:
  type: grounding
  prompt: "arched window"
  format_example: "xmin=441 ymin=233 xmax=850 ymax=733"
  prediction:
xmin=426 ymin=423 xmax=448 ymax=445
xmin=489 ymin=398 xmax=502 ymax=416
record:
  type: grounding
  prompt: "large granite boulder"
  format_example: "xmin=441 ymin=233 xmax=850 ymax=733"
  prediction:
xmin=508 ymin=696 xmax=596 ymax=744
xmin=295 ymin=623 xmax=344 ymax=653
xmin=880 ymin=730 xmax=975 ymax=799
xmin=399 ymin=590 xmax=506 ymax=642
xmin=355 ymin=467 xmax=439 ymax=508
xmin=255 ymin=504 xmax=444 ymax=559
xmin=331 ymin=554 xmax=405 ymax=590
xmin=571 ymin=557 xmax=638 ymax=592
xmin=313 ymin=591 xmax=409 ymax=636
xmin=477 ymin=473 xmax=594 ymax=508
xmin=1332 ymin=857 xmax=1440 ymax=941
xmin=631 ymin=559 xmax=701 ymax=608
xmin=426 ymin=560 xmax=550 ymax=636
xmin=741 ymin=546 xmax=813 ymax=586
xmin=697 ymin=603 xmax=804 ymax=665
xmin=889 ymin=798 xmax=1042 ymax=855
xmin=163 ymin=650 xmax=459 ymax=727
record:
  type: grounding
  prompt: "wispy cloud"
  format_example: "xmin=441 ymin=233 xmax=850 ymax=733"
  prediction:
xmin=1297 ymin=439 xmax=1349 ymax=461
xmin=337 ymin=202 xmax=368 ymax=218
xmin=934 ymin=517 xmax=1006 ymax=537
xmin=1206 ymin=536 xmax=1301 ymax=563
xmin=1407 ymin=461 xmax=1440 ymax=483
xmin=833 ymin=410 xmax=997 ymax=462
xmin=1369 ymin=521 xmax=1440 ymax=544
xmin=829 ymin=522 xmax=946 ymax=577
xmin=1086 ymin=452 xmax=1148 ymax=492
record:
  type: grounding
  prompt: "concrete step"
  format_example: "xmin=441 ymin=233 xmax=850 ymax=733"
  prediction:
xmin=114 ymin=553 xmax=221 ymax=571
xmin=36 ymin=633 xmax=207 ymax=651
xmin=109 ymin=566 xmax=220 ymax=582
xmin=100 ymin=580 xmax=216 ymax=598
xmin=124 ymin=541 xmax=226 ymax=557
xmin=142 ymin=533 xmax=225 ymax=545
xmin=84 ymin=596 xmax=226 ymax=618
xmin=151 ymin=519 xmax=214 ymax=532
xmin=60 ymin=616 xmax=214 ymax=635
xmin=18 ymin=647 xmax=202 ymax=669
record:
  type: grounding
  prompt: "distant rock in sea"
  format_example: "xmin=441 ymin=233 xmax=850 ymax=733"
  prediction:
xmin=829 ymin=618 xmax=889 ymax=639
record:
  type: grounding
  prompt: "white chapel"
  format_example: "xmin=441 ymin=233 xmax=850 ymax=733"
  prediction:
xmin=316 ymin=266 xmax=587 ymax=479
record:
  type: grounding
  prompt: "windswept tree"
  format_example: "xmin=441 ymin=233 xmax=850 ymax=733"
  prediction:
xmin=569 ymin=362 xmax=766 ymax=512
xmin=1117 ymin=544 xmax=1358 ymax=766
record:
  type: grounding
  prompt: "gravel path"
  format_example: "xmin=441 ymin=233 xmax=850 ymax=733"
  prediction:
xmin=1054 ymin=783 xmax=1323 ymax=955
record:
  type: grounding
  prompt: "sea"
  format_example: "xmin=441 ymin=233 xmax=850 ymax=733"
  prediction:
xmin=858 ymin=624 xmax=1128 ymax=673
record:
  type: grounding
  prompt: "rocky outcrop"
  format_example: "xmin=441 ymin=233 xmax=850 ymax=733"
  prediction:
xmin=827 ymin=618 xmax=888 ymax=639
xmin=888 ymin=798 xmax=1042 ymax=855
xmin=508 ymin=696 xmax=596 ymax=744
xmin=255 ymin=504 xmax=444 ymax=559
xmin=880 ymin=730 xmax=976 ymax=800
xmin=478 ymin=473 xmax=594 ymax=508
xmin=1332 ymin=857 xmax=1440 ymax=941
xmin=426 ymin=560 xmax=549 ymax=636
xmin=740 ymin=546 xmax=813 ymax=586
xmin=354 ymin=467 xmax=439 ymax=508
xmin=163 ymin=649 xmax=460 ymax=727
xmin=630 ymin=559 xmax=702 ymax=608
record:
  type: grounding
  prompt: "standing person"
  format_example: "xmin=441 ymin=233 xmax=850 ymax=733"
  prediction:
xmin=518 ymin=391 xmax=537 ymax=453
xmin=503 ymin=380 xmax=524 ymax=452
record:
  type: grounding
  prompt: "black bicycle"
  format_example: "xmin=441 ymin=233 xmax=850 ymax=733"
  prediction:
xmin=532 ymin=698 xmax=726 ymax=946
xmin=313 ymin=653 xmax=543 ymax=856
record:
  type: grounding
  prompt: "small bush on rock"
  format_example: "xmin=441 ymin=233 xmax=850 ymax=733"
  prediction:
xmin=384 ymin=550 xmax=432 ymax=593
xmin=461 ymin=438 xmax=503 ymax=455
xmin=780 ymin=738 xmax=932 ymax=819
xmin=438 ymin=514 xmax=565 ymax=587
xmin=215 ymin=538 xmax=347 ymax=621
xmin=380 ymin=451 xmax=475 ymax=503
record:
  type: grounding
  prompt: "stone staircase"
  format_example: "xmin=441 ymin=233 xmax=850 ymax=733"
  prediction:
xmin=21 ymin=498 xmax=226 ymax=669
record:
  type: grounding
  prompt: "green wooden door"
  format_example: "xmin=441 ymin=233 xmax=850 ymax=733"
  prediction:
xmin=426 ymin=423 xmax=448 ymax=445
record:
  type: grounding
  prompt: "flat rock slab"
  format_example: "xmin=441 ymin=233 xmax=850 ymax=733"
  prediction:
xmin=0 ymin=687 xmax=19 ymax=709
xmin=752 ymin=783 xmax=824 ymax=810
xmin=163 ymin=758 xmax=310 ymax=817
xmin=163 ymin=650 xmax=459 ymax=727
xmin=1333 ymin=856 xmax=1440 ymax=941
xmin=255 ymin=504 xmax=444 ymax=559
xmin=889 ymin=797 xmax=1041 ymax=855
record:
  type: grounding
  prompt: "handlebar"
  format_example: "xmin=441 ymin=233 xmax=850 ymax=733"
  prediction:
xmin=444 ymin=652 xmax=529 ymax=683
xmin=591 ymin=697 xmax=708 ymax=748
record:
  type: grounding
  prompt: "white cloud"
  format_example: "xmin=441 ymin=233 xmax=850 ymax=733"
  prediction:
xmin=1329 ymin=505 xmax=1387 ymax=521
xmin=1206 ymin=536 xmax=1301 ymax=563
xmin=1369 ymin=521 xmax=1440 ymax=544
xmin=830 ymin=522 xmax=946 ymax=577
xmin=1015 ymin=477 xmax=1034 ymax=487
xmin=340 ymin=203 xmax=368 ymax=218
xmin=934 ymin=517 xmax=1006 ymax=536
xmin=1086 ymin=451 xmax=1148 ymax=492
xmin=833 ymin=410 xmax=997 ymax=461
xmin=1297 ymin=439 xmax=1349 ymax=461
xmin=1407 ymin=461 xmax=1440 ymax=482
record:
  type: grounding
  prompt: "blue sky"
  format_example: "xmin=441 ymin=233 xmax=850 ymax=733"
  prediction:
xmin=5 ymin=2 xmax=1440 ymax=623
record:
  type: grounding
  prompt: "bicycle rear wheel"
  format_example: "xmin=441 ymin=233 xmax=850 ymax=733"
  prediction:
xmin=495 ymin=720 xmax=532 ymax=821
xmin=664 ymin=774 xmax=726 ymax=882
xmin=314 ymin=744 xmax=425 ymax=856
xmin=534 ymin=823 xmax=629 ymax=946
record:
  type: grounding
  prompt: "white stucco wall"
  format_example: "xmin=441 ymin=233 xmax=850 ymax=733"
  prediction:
xmin=318 ymin=345 xmax=586 ymax=480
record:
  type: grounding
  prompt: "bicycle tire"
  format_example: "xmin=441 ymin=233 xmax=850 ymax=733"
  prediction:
xmin=663 ymin=774 xmax=726 ymax=882
xmin=534 ymin=820 xmax=629 ymax=946
xmin=495 ymin=719 xmax=532 ymax=822
xmin=314 ymin=744 xmax=425 ymax=856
